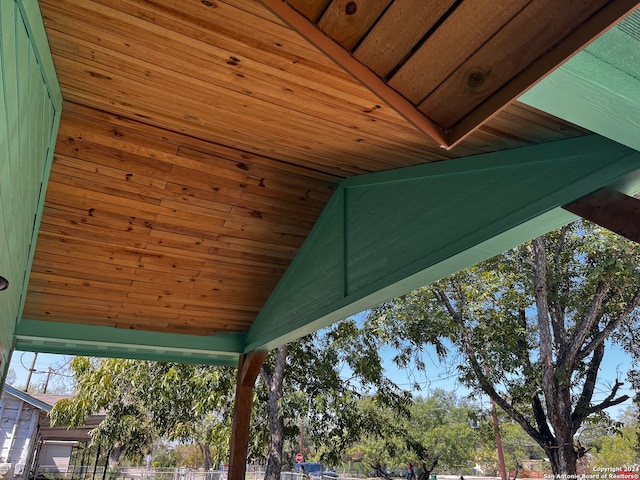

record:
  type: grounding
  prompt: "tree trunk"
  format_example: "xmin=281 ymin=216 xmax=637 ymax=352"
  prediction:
xmin=108 ymin=445 xmax=122 ymax=467
xmin=262 ymin=345 xmax=289 ymax=480
xmin=532 ymin=237 xmax=578 ymax=476
xmin=200 ymin=444 xmax=213 ymax=471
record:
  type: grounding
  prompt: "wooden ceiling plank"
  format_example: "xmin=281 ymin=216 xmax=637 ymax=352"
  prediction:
xmin=32 ymin=241 xmax=143 ymax=274
xmin=318 ymin=0 xmax=392 ymax=51
xmin=217 ymin=0 xmax=287 ymax=26
xmin=354 ymin=0 xmax=456 ymax=78
xmin=123 ymin=284 xmax=264 ymax=309
xmin=27 ymin=270 xmax=134 ymax=297
xmin=31 ymin=255 xmax=137 ymax=284
xmin=70 ymin=105 xmax=343 ymax=183
xmin=162 ymin=187 xmax=324 ymax=228
xmin=145 ymin=231 xmax=296 ymax=264
xmin=165 ymin=182 xmax=325 ymax=221
xmin=54 ymin=155 xmax=168 ymax=192
xmin=38 ymin=214 xmax=150 ymax=250
xmin=47 ymin=170 xmax=164 ymax=209
xmin=418 ymin=0 xmax=615 ymax=130
xmin=44 ymin=0 xmax=335 ymax=72
xmin=110 ymin=0 xmax=328 ymax=57
xmin=48 ymin=41 xmax=412 ymax=144
xmin=27 ymin=291 xmax=123 ymax=310
xmin=55 ymin=69 xmax=414 ymax=175
xmin=563 ymin=189 xmax=640 ymax=244
xmin=43 ymin=189 xmax=160 ymax=229
xmin=59 ymin=105 xmax=342 ymax=209
xmin=258 ymin=0 xmax=449 ymax=147
xmin=388 ymin=0 xmax=529 ymax=106
xmin=59 ymin=88 xmax=416 ymax=175
xmin=43 ymin=0 xmax=414 ymax=134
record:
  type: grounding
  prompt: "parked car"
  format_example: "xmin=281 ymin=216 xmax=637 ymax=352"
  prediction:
xmin=293 ymin=462 xmax=339 ymax=479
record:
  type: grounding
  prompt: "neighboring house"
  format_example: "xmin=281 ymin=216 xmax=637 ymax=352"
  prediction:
xmin=0 ymin=385 xmax=102 ymax=480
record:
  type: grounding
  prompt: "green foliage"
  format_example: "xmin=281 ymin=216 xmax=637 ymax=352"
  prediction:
xmin=590 ymin=425 xmax=639 ymax=468
xmin=49 ymin=358 xmax=235 ymax=466
xmin=404 ymin=391 xmax=478 ymax=474
xmin=264 ymin=326 xmax=413 ymax=469
xmin=347 ymin=391 xmax=478 ymax=476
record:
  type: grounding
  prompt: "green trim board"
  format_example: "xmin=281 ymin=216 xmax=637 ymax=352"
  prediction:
xmin=15 ymin=319 xmax=244 ymax=366
xmin=244 ymin=135 xmax=640 ymax=353
xmin=0 ymin=0 xmax=62 ymax=382
xmin=520 ymin=9 xmax=640 ymax=152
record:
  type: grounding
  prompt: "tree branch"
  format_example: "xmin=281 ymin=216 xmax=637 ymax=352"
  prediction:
xmin=586 ymin=380 xmax=630 ymax=416
xmin=571 ymin=341 xmax=605 ymax=431
xmin=452 ymin=322 xmax=547 ymax=448
xmin=578 ymin=286 xmax=640 ymax=363
xmin=565 ymin=277 xmax=611 ymax=369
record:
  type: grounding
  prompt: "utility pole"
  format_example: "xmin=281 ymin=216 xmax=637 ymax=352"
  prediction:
xmin=24 ymin=353 xmax=38 ymax=392
xmin=485 ymin=365 xmax=507 ymax=480
xmin=491 ymin=396 xmax=508 ymax=480
xmin=43 ymin=367 xmax=53 ymax=393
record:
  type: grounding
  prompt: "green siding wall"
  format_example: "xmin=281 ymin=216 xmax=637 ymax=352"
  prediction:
xmin=0 ymin=0 xmax=61 ymax=381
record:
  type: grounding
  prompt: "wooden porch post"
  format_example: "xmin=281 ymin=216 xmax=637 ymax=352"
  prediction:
xmin=228 ymin=350 xmax=267 ymax=480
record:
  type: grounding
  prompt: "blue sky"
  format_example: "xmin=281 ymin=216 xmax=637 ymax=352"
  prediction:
xmin=8 ymin=340 xmax=636 ymax=419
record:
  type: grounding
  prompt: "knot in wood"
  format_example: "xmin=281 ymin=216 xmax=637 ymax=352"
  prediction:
xmin=345 ymin=2 xmax=357 ymax=15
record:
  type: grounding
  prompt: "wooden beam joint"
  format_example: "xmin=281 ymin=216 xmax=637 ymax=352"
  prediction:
xmin=563 ymin=188 xmax=640 ymax=244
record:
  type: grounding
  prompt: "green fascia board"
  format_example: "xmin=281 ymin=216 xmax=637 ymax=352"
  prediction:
xmin=15 ymin=319 xmax=244 ymax=366
xmin=520 ymin=9 xmax=640 ymax=152
xmin=244 ymin=135 xmax=640 ymax=352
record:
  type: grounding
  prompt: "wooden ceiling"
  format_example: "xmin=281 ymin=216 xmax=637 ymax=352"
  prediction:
xmin=21 ymin=0 xmax=634 ymax=348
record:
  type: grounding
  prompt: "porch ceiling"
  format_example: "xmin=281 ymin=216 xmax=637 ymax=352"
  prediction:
xmin=14 ymin=0 xmax=640 ymax=364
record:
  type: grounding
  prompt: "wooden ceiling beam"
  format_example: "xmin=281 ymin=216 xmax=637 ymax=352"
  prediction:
xmin=563 ymin=188 xmax=640 ymax=244
xmin=258 ymin=0 xmax=449 ymax=148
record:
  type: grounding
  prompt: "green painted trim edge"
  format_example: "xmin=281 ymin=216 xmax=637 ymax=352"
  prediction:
xmin=16 ymin=0 xmax=62 ymax=109
xmin=15 ymin=319 xmax=244 ymax=366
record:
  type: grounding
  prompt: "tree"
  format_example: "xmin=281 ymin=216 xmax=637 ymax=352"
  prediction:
xmin=346 ymin=396 xmax=407 ymax=478
xmin=258 ymin=323 xmax=412 ymax=480
xmin=50 ymin=358 xmax=235 ymax=468
xmin=591 ymin=409 xmax=640 ymax=468
xmin=4 ymin=368 xmax=16 ymax=386
xmin=367 ymin=221 xmax=640 ymax=475
xmin=405 ymin=391 xmax=478 ymax=479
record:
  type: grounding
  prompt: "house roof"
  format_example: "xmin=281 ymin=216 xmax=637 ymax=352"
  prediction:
xmin=3 ymin=384 xmax=55 ymax=412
